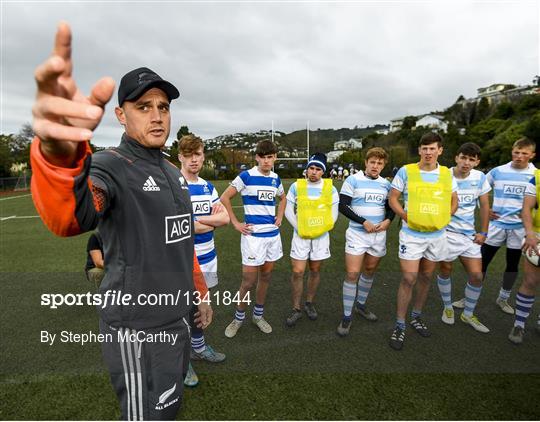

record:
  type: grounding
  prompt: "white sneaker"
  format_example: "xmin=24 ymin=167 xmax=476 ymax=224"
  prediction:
xmin=460 ymin=313 xmax=490 ymax=333
xmin=252 ymin=316 xmax=272 ymax=334
xmin=495 ymin=298 xmax=514 ymax=315
xmin=452 ymin=298 xmax=466 ymax=309
xmin=225 ymin=319 xmax=243 ymax=338
xmin=442 ymin=308 xmax=455 ymax=325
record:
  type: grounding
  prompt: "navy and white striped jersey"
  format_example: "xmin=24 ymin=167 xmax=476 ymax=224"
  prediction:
xmin=230 ymin=166 xmax=284 ymax=238
xmin=340 ymin=172 xmax=391 ymax=232
xmin=487 ymin=162 xmax=536 ymax=229
xmin=447 ymin=168 xmax=491 ymax=236
xmin=187 ymin=177 xmax=219 ymax=265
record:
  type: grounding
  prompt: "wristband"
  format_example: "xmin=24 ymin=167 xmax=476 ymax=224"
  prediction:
xmin=479 ymin=231 xmax=488 ymax=236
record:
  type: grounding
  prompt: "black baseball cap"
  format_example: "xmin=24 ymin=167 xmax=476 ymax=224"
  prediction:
xmin=118 ymin=67 xmax=180 ymax=106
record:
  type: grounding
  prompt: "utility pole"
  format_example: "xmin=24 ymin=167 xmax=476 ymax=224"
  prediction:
xmin=306 ymin=120 xmax=310 ymax=161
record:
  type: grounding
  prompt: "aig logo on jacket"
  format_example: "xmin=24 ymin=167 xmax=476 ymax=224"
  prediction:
xmin=165 ymin=214 xmax=191 ymax=244
xmin=192 ymin=200 xmax=211 ymax=214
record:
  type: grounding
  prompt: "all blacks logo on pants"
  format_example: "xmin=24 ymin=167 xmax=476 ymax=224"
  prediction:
xmin=165 ymin=214 xmax=192 ymax=244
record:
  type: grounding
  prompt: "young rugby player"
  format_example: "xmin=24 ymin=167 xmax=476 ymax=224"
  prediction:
xmin=337 ymin=147 xmax=394 ymax=336
xmin=435 ymin=142 xmax=491 ymax=333
xmin=388 ymin=133 xmax=458 ymax=350
xmin=508 ymin=169 xmax=540 ymax=344
xmin=480 ymin=138 xmax=536 ymax=314
xmin=284 ymin=153 xmax=339 ymax=326
xmin=220 ymin=140 xmax=286 ymax=337
xmin=178 ymin=135 xmax=230 ymax=386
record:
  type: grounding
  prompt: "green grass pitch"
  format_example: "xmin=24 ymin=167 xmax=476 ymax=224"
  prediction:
xmin=1 ymin=181 xmax=539 ymax=420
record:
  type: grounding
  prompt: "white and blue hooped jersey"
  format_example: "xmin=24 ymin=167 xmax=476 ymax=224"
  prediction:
xmin=391 ymin=164 xmax=458 ymax=238
xmin=447 ymin=168 xmax=491 ymax=236
xmin=487 ymin=162 xmax=536 ymax=229
xmin=286 ymin=179 xmax=339 ymax=236
xmin=340 ymin=172 xmax=391 ymax=233
xmin=231 ymin=166 xmax=284 ymax=237
xmin=187 ymin=177 xmax=219 ymax=265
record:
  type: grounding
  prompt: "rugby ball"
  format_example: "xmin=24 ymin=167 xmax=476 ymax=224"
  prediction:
xmin=521 ymin=237 xmax=540 ymax=267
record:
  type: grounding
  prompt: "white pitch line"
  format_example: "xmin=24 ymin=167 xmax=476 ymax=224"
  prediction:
xmin=0 ymin=215 xmax=39 ymax=221
xmin=0 ymin=193 xmax=31 ymax=201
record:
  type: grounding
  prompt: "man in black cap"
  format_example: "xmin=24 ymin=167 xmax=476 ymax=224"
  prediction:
xmin=31 ymin=22 xmax=212 ymax=420
xmin=283 ymin=153 xmax=339 ymax=326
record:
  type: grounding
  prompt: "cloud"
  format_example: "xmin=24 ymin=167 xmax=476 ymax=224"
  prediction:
xmin=2 ymin=1 xmax=537 ymax=146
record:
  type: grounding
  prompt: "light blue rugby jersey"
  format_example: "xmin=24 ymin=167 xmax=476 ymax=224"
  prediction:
xmin=487 ymin=162 xmax=536 ymax=229
xmin=391 ymin=164 xmax=458 ymax=238
xmin=340 ymin=172 xmax=391 ymax=232
xmin=231 ymin=166 xmax=285 ymax=237
xmin=287 ymin=179 xmax=339 ymax=237
xmin=447 ymin=168 xmax=491 ymax=236
xmin=187 ymin=177 xmax=219 ymax=265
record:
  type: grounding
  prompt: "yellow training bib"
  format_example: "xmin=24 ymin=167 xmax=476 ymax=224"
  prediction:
xmin=297 ymin=178 xmax=334 ymax=239
xmin=406 ymin=163 xmax=452 ymax=232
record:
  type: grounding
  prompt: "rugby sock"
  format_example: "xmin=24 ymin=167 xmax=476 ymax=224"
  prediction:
xmin=342 ymin=281 xmax=357 ymax=317
xmin=356 ymin=274 xmax=374 ymax=307
xmin=514 ymin=292 xmax=534 ymax=329
xmin=234 ymin=309 xmax=246 ymax=322
xmin=253 ymin=303 xmax=264 ymax=320
xmin=463 ymin=282 xmax=482 ymax=317
xmin=191 ymin=333 xmax=206 ymax=353
xmin=396 ymin=318 xmax=406 ymax=331
xmin=411 ymin=309 xmax=422 ymax=320
xmin=498 ymin=288 xmax=512 ymax=302
xmin=436 ymin=275 xmax=453 ymax=310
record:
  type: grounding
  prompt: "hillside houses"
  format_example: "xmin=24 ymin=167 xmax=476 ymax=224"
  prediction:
xmin=334 ymin=138 xmax=363 ymax=150
xmin=415 ymin=114 xmax=448 ymax=132
xmin=389 ymin=114 xmax=448 ymax=133
xmin=458 ymin=78 xmax=539 ymax=106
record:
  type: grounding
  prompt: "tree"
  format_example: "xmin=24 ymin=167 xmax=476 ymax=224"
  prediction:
xmin=169 ymin=140 xmax=180 ymax=165
xmin=517 ymin=94 xmax=540 ymax=113
xmin=494 ymin=102 xmax=515 ymax=119
xmin=19 ymin=123 xmax=34 ymax=141
xmin=401 ymin=116 xmax=417 ymax=130
xmin=0 ymin=124 xmax=33 ymax=176
xmin=523 ymin=111 xmax=540 ymax=143
xmin=337 ymin=150 xmax=363 ymax=167
xmin=475 ymin=97 xmax=490 ymax=122
xmin=176 ymin=125 xmax=191 ymax=140
xmin=0 ymin=135 xmax=13 ymax=177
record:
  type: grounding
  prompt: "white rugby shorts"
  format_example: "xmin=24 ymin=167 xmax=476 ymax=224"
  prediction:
xmin=345 ymin=228 xmax=387 ymax=258
xmin=290 ymin=231 xmax=331 ymax=261
xmin=485 ymin=223 xmax=525 ymax=250
xmin=398 ymin=230 xmax=448 ymax=261
xmin=241 ymin=233 xmax=283 ymax=266
xmin=443 ymin=231 xmax=481 ymax=262
xmin=199 ymin=257 xmax=219 ymax=289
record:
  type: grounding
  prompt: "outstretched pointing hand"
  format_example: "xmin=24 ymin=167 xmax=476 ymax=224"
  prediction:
xmin=32 ymin=21 xmax=115 ymax=163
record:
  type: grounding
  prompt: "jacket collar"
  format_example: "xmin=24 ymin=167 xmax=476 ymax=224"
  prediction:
xmin=119 ymin=133 xmax=164 ymax=162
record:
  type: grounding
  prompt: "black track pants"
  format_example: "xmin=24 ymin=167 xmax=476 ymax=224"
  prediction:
xmin=100 ymin=318 xmax=191 ymax=420
xmin=481 ymin=244 xmax=522 ymax=290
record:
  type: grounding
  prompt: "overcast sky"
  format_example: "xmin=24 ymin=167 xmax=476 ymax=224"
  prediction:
xmin=1 ymin=0 xmax=538 ymax=146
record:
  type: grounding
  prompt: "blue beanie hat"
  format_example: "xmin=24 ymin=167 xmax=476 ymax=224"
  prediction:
xmin=306 ymin=152 xmax=327 ymax=172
